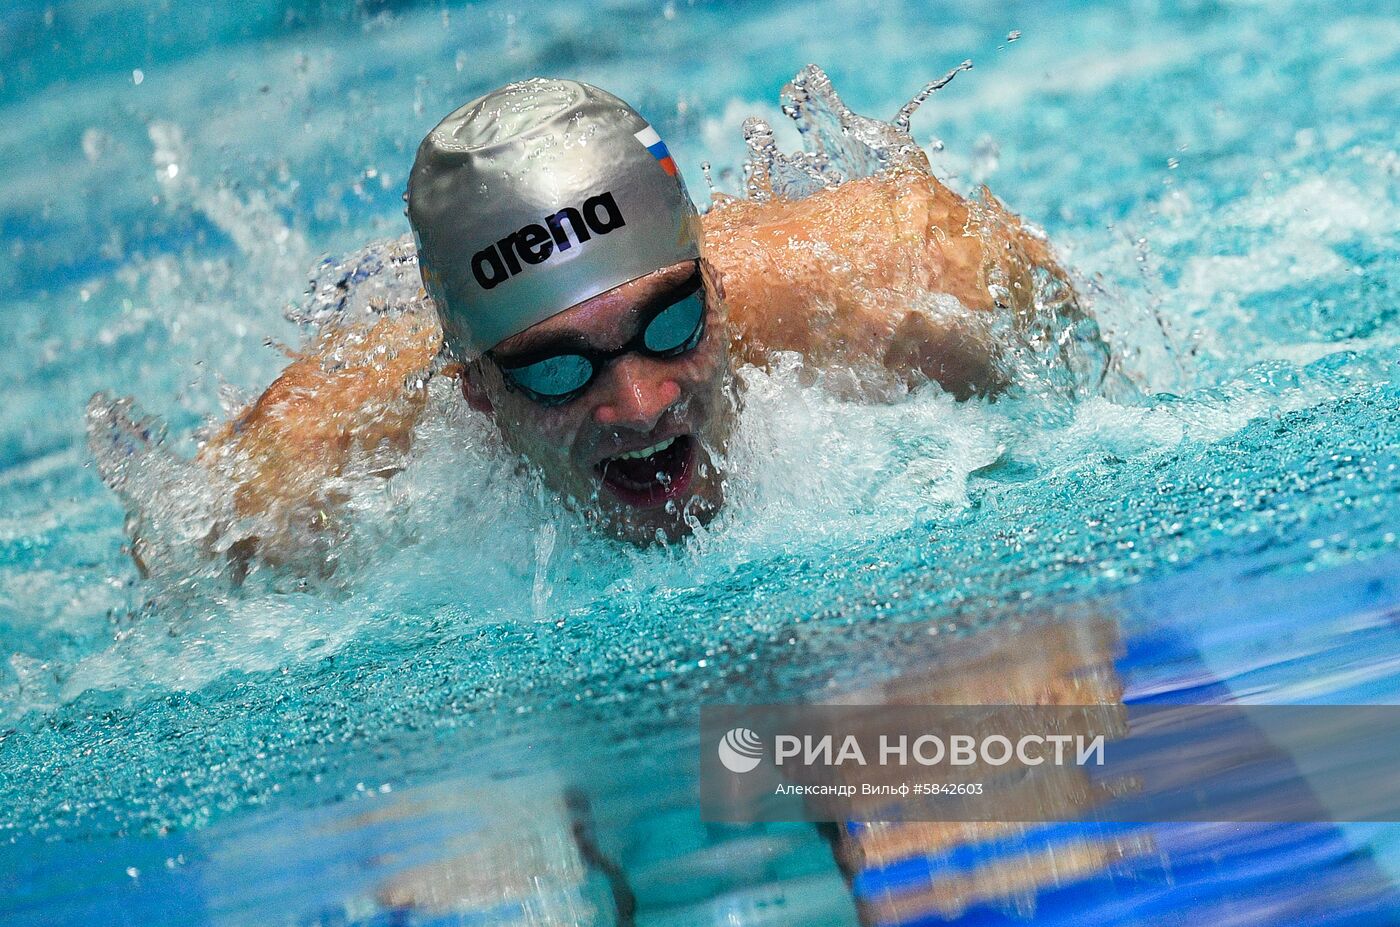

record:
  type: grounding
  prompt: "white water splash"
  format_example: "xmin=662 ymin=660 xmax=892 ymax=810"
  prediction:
xmin=27 ymin=60 xmax=1385 ymax=727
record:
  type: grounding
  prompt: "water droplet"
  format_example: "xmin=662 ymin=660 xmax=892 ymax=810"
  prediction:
xmin=700 ymin=161 xmax=718 ymax=201
xmin=893 ymin=59 xmax=971 ymax=132
xmin=741 ymin=117 xmax=778 ymax=201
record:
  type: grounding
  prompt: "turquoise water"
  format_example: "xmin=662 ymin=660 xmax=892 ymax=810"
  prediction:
xmin=3 ymin=0 xmax=1400 ymax=924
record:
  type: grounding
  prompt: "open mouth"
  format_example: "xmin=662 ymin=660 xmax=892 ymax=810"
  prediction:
xmin=596 ymin=434 xmax=697 ymax=509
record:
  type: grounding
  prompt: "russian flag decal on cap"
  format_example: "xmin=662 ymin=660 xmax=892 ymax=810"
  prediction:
xmin=635 ymin=125 xmax=678 ymax=177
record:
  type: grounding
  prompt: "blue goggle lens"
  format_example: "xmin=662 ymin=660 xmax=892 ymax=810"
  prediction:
xmin=642 ymin=292 xmax=706 ymax=355
xmin=499 ymin=290 xmax=707 ymax=405
xmin=505 ymin=353 xmax=595 ymax=402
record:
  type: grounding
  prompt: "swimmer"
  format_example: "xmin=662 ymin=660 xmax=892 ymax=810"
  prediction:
xmin=113 ymin=76 xmax=1101 ymax=568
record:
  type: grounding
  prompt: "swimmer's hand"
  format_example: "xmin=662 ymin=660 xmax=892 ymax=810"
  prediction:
xmin=820 ymin=615 xmax=1135 ymax=925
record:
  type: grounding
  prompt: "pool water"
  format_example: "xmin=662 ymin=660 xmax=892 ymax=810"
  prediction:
xmin=3 ymin=0 xmax=1399 ymax=924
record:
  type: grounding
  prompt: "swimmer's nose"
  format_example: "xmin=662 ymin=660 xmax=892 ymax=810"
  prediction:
xmin=592 ymin=356 xmax=682 ymax=430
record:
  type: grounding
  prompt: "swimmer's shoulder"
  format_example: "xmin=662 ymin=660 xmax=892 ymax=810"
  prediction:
xmin=205 ymin=311 xmax=442 ymax=452
xmin=198 ymin=310 xmax=443 ymax=532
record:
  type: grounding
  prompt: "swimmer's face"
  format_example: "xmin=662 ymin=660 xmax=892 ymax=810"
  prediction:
xmin=463 ymin=260 xmax=734 ymax=542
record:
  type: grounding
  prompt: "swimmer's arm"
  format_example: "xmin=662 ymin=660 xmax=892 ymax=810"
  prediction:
xmin=821 ymin=616 xmax=1130 ymax=924
xmin=196 ymin=311 xmax=442 ymax=566
xmin=702 ymin=170 xmax=1084 ymax=398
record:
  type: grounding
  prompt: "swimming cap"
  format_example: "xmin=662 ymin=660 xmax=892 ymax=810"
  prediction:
xmin=407 ymin=78 xmax=701 ymax=355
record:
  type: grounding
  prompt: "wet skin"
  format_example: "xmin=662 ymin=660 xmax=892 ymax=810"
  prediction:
xmin=192 ymin=169 xmax=1091 ymax=565
xmin=461 ymin=261 xmax=733 ymax=543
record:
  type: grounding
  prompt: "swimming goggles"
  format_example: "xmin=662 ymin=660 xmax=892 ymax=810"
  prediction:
xmin=489 ymin=285 xmax=707 ymax=406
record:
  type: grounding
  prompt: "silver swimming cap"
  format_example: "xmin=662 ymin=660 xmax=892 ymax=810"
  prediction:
xmin=407 ymin=78 xmax=701 ymax=354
